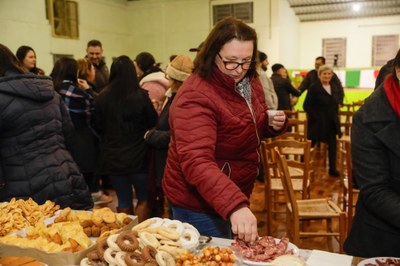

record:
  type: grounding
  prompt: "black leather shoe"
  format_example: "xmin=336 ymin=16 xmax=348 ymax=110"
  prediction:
xmin=329 ymin=169 xmax=340 ymax=177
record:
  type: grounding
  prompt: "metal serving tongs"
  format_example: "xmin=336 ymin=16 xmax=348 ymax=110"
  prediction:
xmin=194 ymin=235 xmax=212 ymax=254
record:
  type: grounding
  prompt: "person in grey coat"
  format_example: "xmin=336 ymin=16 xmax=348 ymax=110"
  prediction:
xmin=344 ymin=49 xmax=400 ymax=257
xmin=0 ymin=43 xmax=93 ymax=210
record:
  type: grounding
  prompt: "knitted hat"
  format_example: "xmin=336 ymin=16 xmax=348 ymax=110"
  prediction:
xmin=165 ymin=55 xmax=193 ymax=82
xmin=271 ymin=63 xmax=284 ymax=73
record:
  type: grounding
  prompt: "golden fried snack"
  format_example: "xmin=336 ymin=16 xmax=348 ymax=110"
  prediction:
xmin=0 ymin=198 xmax=60 ymax=236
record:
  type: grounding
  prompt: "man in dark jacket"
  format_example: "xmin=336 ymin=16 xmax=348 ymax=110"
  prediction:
xmin=86 ymin=39 xmax=109 ymax=92
xmin=298 ymin=56 xmax=343 ymax=94
xmin=0 ymin=43 xmax=93 ymax=210
xmin=270 ymin=63 xmax=301 ymax=110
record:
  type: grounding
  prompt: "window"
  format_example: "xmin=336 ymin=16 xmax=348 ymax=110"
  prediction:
xmin=47 ymin=0 xmax=79 ymax=39
xmin=53 ymin=54 xmax=74 ymax=65
xmin=372 ymin=35 xmax=399 ymax=67
xmin=322 ymin=38 xmax=346 ymax=68
xmin=213 ymin=2 xmax=253 ymax=25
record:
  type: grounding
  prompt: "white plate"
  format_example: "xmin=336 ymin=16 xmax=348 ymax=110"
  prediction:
xmin=240 ymin=239 xmax=299 ymax=266
xmin=357 ymin=257 xmax=400 ymax=266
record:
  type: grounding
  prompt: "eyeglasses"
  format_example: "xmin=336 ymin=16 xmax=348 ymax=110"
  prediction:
xmin=217 ymin=53 xmax=255 ymax=70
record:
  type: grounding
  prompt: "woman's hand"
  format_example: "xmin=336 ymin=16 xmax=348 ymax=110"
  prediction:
xmin=230 ymin=207 xmax=258 ymax=242
xmin=77 ymin=78 xmax=90 ymax=90
xmin=271 ymin=111 xmax=286 ymax=131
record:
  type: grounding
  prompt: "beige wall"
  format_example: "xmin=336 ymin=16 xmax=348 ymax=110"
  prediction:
xmin=1 ymin=0 xmax=399 ymax=74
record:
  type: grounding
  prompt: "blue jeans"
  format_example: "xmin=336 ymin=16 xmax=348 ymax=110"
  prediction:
xmin=172 ymin=206 xmax=232 ymax=239
xmin=110 ymin=173 xmax=148 ymax=208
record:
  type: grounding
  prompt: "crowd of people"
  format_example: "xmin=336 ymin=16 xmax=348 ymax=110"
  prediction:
xmin=1 ymin=17 xmax=398 ymax=256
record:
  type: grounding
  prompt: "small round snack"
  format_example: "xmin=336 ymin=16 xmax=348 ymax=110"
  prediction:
xmin=155 ymin=250 xmax=176 ymax=266
xmin=271 ymin=255 xmax=307 ymax=266
xmin=132 ymin=219 xmax=154 ymax=232
xmin=182 ymin=223 xmax=200 ymax=237
xmin=107 ymin=234 xmax=122 ymax=251
xmin=81 ymin=219 xmax=94 ymax=228
xmin=87 ymin=250 xmax=100 ymax=261
xmin=157 ymin=226 xmax=180 ymax=241
xmin=179 ymin=229 xmax=199 ymax=251
xmin=124 ymin=251 xmax=146 ymax=266
xmin=91 ymin=225 xmax=101 ymax=237
xmin=103 ymin=212 xmax=116 ymax=224
xmin=104 ymin=248 xmax=119 ymax=265
xmin=141 ymin=245 xmax=157 ymax=264
xmin=115 ymin=251 xmax=128 ymax=266
xmin=96 ymin=239 xmax=109 ymax=260
xmin=92 ymin=216 xmax=103 ymax=226
xmin=147 ymin=217 xmax=164 ymax=229
xmin=116 ymin=231 xmax=139 ymax=252
xmin=163 ymin=220 xmax=184 ymax=235
xmin=80 ymin=257 xmax=91 ymax=266
xmin=139 ymin=231 xmax=160 ymax=249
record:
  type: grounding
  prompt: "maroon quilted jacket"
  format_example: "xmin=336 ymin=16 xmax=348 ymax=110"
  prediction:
xmin=162 ymin=67 xmax=287 ymax=219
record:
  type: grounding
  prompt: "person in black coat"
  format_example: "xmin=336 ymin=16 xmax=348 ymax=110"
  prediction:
xmin=270 ymin=63 xmax=301 ymax=110
xmin=144 ymin=55 xmax=193 ymax=217
xmin=303 ymin=65 xmax=344 ymax=176
xmin=374 ymin=58 xmax=395 ymax=90
xmin=93 ymin=55 xmax=158 ymax=221
xmin=0 ymin=43 xmax=93 ymax=210
xmin=344 ymin=49 xmax=400 ymax=257
xmin=298 ymin=56 xmax=343 ymax=94
xmin=50 ymin=57 xmax=103 ymax=203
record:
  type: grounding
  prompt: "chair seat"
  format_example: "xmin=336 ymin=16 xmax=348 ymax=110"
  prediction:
xmin=288 ymin=199 xmax=342 ymax=217
xmin=271 ymin=178 xmax=309 ymax=191
xmin=270 ymin=167 xmax=303 ymax=178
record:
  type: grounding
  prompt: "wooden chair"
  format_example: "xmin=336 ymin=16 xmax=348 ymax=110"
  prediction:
xmin=274 ymin=147 xmax=346 ymax=253
xmin=340 ymin=140 xmax=359 ymax=233
xmin=260 ymin=139 xmax=313 ymax=236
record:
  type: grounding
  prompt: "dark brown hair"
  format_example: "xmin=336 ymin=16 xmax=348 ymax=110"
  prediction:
xmin=0 ymin=43 xmax=25 ymax=76
xmin=50 ymin=57 xmax=78 ymax=92
xmin=194 ymin=17 xmax=258 ymax=80
xmin=87 ymin=39 xmax=102 ymax=48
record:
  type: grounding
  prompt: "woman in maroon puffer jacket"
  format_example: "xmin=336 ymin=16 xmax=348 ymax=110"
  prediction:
xmin=162 ymin=17 xmax=288 ymax=242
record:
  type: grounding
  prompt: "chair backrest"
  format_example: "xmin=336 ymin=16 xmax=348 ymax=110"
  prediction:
xmin=262 ymin=139 xmax=312 ymax=198
xmin=338 ymin=110 xmax=354 ymax=136
xmin=274 ymin=147 xmax=300 ymax=218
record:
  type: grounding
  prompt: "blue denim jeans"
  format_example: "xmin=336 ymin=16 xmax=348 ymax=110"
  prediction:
xmin=171 ymin=205 xmax=232 ymax=239
xmin=110 ymin=173 xmax=148 ymax=208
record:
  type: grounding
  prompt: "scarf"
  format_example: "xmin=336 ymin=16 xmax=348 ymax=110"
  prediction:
xmin=236 ymin=77 xmax=252 ymax=104
xmin=384 ymin=75 xmax=400 ymax=117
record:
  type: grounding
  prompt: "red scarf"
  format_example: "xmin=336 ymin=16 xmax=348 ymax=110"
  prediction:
xmin=384 ymin=75 xmax=400 ymax=117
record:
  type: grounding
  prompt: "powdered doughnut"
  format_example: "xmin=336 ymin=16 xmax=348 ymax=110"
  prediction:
xmin=114 ymin=251 xmax=128 ymax=266
xmin=147 ymin=217 xmax=164 ymax=229
xmin=141 ymin=245 xmax=158 ymax=264
xmin=124 ymin=251 xmax=146 ymax=266
xmin=179 ymin=229 xmax=199 ymax=251
xmin=155 ymin=250 xmax=176 ymax=266
xmin=182 ymin=223 xmax=200 ymax=237
xmin=107 ymin=234 xmax=122 ymax=251
xmin=117 ymin=231 xmax=139 ymax=252
xmin=139 ymin=231 xmax=160 ymax=248
xmin=96 ymin=239 xmax=109 ymax=260
xmin=163 ymin=220 xmax=184 ymax=235
xmin=157 ymin=226 xmax=180 ymax=241
xmin=104 ymin=248 xmax=119 ymax=265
